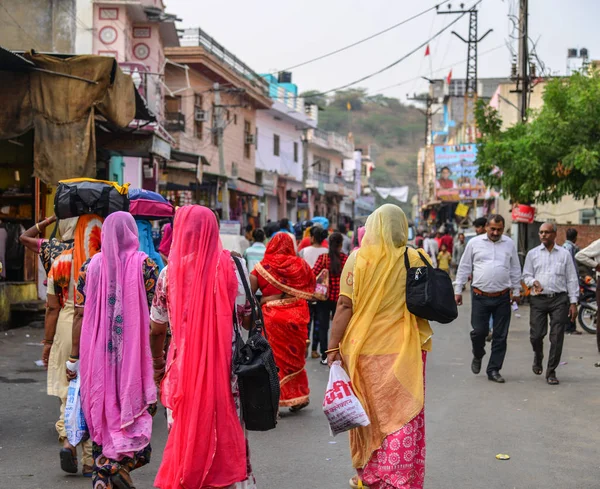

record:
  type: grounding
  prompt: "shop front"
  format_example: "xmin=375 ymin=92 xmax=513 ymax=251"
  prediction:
xmin=228 ymin=178 xmax=264 ymax=230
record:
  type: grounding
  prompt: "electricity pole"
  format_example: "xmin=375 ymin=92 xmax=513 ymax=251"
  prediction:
xmin=438 ymin=4 xmax=492 ymax=142
xmin=518 ymin=0 xmax=529 ymax=121
xmin=213 ymin=82 xmax=230 ymax=220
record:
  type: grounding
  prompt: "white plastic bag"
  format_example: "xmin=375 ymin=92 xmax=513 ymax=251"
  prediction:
xmin=323 ymin=361 xmax=370 ymax=436
xmin=64 ymin=366 xmax=88 ymax=446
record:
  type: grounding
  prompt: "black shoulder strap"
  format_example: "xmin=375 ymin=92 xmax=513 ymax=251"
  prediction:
xmin=404 ymin=247 xmax=432 ymax=270
xmin=231 ymin=255 xmax=265 ymax=337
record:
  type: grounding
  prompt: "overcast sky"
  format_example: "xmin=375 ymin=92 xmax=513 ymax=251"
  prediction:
xmin=165 ymin=0 xmax=600 ymax=100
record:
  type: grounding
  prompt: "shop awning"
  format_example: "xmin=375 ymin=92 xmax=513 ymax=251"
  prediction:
xmin=228 ymin=177 xmax=264 ymax=197
xmin=0 ymin=48 xmax=156 ymax=183
xmin=170 ymin=149 xmax=209 ymax=166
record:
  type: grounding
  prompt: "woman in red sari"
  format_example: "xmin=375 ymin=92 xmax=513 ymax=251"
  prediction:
xmin=250 ymin=233 xmax=316 ymax=411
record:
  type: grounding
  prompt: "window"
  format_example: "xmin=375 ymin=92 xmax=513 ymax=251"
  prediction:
xmin=580 ymin=209 xmax=600 ymax=225
xmin=234 ymin=113 xmax=238 ymax=125
xmin=273 ymin=134 xmax=280 ymax=156
xmin=194 ymin=94 xmax=203 ymax=139
xmin=244 ymin=120 xmax=252 ymax=159
xmin=231 ymin=162 xmax=239 ymax=177
xmin=293 ymin=142 xmax=299 ymax=163
xmin=211 ymin=104 xmax=218 ymax=147
xmin=255 ymin=127 xmax=259 ymax=150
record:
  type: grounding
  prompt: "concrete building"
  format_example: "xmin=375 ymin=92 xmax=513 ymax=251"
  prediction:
xmin=164 ymin=28 xmax=272 ymax=226
xmin=305 ymin=129 xmax=355 ymax=228
xmin=255 ymin=73 xmax=318 ymax=225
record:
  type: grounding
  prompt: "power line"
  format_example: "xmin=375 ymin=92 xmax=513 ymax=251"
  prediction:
xmin=297 ymin=0 xmax=484 ymax=98
xmin=275 ymin=2 xmax=442 ymax=73
xmin=0 ymin=2 xmax=43 ymax=50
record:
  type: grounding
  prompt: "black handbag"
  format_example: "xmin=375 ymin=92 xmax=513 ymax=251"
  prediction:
xmin=54 ymin=179 xmax=129 ymax=219
xmin=404 ymin=248 xmax=458 ymax=324
xmin=231 ymin=256 xmax=280 ymax=431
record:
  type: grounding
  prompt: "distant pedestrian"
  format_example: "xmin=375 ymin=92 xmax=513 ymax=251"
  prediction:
xmin=337 ymin=225 xmax=351 ymax=255
xmin=435 ymin=231 xmax=443 ymax=249
xmin=251 ymin=233 xmax=316 ymax=412
xmin=452 ymin=233 xmax=466 ymax=276
xmin=352 ymin=226 xmax=366 ymax=252
xmin=441 ymin=229 xmax=454 ymax=255
xmin=522 ymin=222 xmax=579 ymax=385
xmin=423 ymin=232 xmax=439 ymax=268
xmin=415 ymin=231 xmax=424 ymax=249
xmin=473 ymin=217 xmax=487 ymax=236
xmin=563 ymin=228 xmax=582 ymax=334
xmin=575 ymin=239 xmax=600 ymax=353
xmin=454 ymin=214 xmax=521 ymax=383
xmin=299 ymin=226 xmax=328 ymax=268
xmin=158 ymin=222 xmax=173 ymax=265
xmin=437 ymin=243 xmax=451 ymax=273
xmin=243 ymin=228 xmax=266 ymax=272
xmin=275 ymin=218 xmax=297 ymax=250
xmin=312 ymin=232 xmax=348 ymax=364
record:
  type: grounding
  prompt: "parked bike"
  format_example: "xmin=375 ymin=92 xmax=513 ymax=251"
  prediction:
xmin=578 ymin=276 xmax=597 ymax=335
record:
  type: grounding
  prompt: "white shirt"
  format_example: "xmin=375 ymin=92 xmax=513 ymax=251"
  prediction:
xmin=575 ymin=238 xmax=600 ymax=273
xmin=299 ymin=246 xmax=328 ymax=268
xmin=454 ymin=234 xmax=521 ymax=295
xmin=423 ymin=238 xmax=438 ymax=268
xmin=522 ymin=244 xmax=579 ymax=303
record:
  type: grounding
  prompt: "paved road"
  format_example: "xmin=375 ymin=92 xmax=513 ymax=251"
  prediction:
xmin=1 ymin=295 xmax=599 ymax=489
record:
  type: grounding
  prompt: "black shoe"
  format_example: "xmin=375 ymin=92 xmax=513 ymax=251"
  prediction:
xmin=488 ymin=371 xmax=505 ymax=383
xmin=471 ymin=357 xmax=482 ymax=374
xmin=533 ymin=355 xmax=543 ymax=375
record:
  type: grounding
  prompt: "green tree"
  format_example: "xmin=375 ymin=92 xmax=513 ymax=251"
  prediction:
xmin=476 ymin=71 xmax=600 ymax=204
xmin=300 ymin=90 xmax=328 ymax=109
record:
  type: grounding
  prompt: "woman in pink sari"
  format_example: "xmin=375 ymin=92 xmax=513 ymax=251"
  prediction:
xmin=150 ymin=205 xmax=256 ymax=489
xmin=68 ymin=211 xmax=159 ymax=489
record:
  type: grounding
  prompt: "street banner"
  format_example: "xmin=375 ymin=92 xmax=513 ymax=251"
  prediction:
xmin=455 ymin=203 xmax=469 ymax=218
xmin=434 ymin=144 xmax=486 ymax=202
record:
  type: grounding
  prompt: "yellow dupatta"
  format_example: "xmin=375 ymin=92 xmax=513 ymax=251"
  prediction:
xmin=339 ymin=204 xmax=433 ymax=468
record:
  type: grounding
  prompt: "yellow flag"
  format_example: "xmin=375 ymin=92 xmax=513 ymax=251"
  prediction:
xmin=347 ymin=101 xmax=352 ymax=111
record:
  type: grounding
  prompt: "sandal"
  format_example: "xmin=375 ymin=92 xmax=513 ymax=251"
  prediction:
xmin=82 ymin=464 xmax=93 ymax=478
xmin=111 ymin=468 xmax=135 ymax=489
xmin=547 ymin=376 xmax=560 ymax=385
xmin=289 ymin=401 xmax=309 ymax=413
xmin=532 ymin=365 xmax=543 ymax=375
xmin=59 ymin=447 xmax=78 ymax=474
xmin=349 ymin=476 xmax=370 ymax=488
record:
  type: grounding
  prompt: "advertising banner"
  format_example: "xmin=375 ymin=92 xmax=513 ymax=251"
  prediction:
xmin=434 ymin=144 xmax=486 ymax=201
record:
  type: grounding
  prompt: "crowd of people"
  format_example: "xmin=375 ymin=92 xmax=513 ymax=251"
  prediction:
xmin=24 ymin=203 xmax=600 ymax=489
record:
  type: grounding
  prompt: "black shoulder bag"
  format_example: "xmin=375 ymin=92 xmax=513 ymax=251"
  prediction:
xmin=231 ymin=256 xmax=280 ymax=431
xmin=404 ymin=247 xmax=458 ymax=324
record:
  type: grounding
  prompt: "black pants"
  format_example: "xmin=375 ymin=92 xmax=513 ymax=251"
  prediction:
xmin=314 ymin=300 xmax=337 ymax=357
xmin=471 ymin=292 xmax=511 ymax=375
xmin=308 ymin=302 xmax=319 ymax=351
xmin=530 ymin=293 xmax=569 ymax=377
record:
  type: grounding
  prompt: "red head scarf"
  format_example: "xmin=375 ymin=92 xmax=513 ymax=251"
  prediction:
xmin=255 ymin=233 xmax=316 ymax=300
xmin=154 ymin=206 xmax=247 ymax=489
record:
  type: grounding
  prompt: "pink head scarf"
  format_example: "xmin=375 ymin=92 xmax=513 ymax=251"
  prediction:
xmin=353 ymin=226 xmax=366 ymax=251
xmin=79 ymin=211 xmax=156 ymax=460
xmin=155 ymin=206 xmax=247 ymax=489
xmin=158 ymin=223 xmax=173 ymax=257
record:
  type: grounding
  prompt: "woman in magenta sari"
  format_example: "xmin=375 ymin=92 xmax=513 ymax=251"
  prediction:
xmin=68 ymin=212 xmax=159 ymax=489
xmin=150 ymin=205 xmax=256 ymax=489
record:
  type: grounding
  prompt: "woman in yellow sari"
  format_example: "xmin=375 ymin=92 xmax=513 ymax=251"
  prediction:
xmin=326 ymin=204 xmax=433 ymax=489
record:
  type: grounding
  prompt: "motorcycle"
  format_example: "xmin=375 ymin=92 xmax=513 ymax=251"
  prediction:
xmin=578 ymin=275 xmax=597 ymax=335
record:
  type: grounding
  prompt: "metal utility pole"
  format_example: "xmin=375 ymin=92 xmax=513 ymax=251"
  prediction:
xmin=438 ymin=4 xmax=492 ymax=142
xmin=213 ymin=82 xmax=230 ymax=220
xmin=518 ymin=0 xmax=529 ymax=121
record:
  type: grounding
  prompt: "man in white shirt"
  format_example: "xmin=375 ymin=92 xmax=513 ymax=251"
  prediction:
xmin=423 ymin=232 xmax=438 ymax=268
xmin=455 ymin=215 xmax=521 ymax=383
xmin=575 ymin=238 xmax=600 ymax=353
xmin=523 ymin=222 xmax=579 ymax=385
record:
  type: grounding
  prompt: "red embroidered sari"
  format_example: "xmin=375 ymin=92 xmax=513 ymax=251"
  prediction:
xmin=252 ymin=233 xmax=315 ymax=408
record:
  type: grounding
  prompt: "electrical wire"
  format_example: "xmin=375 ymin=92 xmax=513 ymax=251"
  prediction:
xmin=274 ymin=0 xmax=484 ymax=98
xmin=274 ymin=2 xmax=442 ymax=73
xmin=370 ymin=42 xmax=506 ymax=95
xmin=0 ymin=2 xmax=43 ymax=50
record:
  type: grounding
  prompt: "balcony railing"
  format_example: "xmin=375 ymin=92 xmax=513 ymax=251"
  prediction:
xmin=180 ymin=28 xmax=269 ymax=94
xmin=312 ymin=170 xmax=331 ymax=183
xmin=310 ymin=129 xmax=354 ymax=156
xmin=165 ymin=112 xmax=185 ymax=132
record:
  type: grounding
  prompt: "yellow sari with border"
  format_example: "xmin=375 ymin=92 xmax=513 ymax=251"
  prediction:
xmin=339 ymin=205 xmax=433 ymax=469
